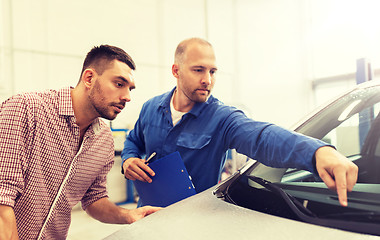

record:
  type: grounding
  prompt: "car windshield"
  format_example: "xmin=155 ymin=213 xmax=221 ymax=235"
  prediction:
xmin=282 ymin=84 xmax=380 ymax=184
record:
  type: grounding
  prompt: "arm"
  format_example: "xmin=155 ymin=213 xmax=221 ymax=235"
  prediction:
xmin=121 ymin=105 xmax=155 ymax=182
xmin=0 ymin=96 xmax=30 ymax=239
xmin=223 ymin=111 xmax=325 ymax=173
xmin=0 ymin=205 xmax=19 ymax=240
xmin=85 ymin=197 xmax=161 ymax=224
xmin=121 ymin=105 xmax=147 ymax=162
xmin=222 ymin=110 xmax=358 ymax=206
xmin=314 ymin=146 xmax=358 ymax=207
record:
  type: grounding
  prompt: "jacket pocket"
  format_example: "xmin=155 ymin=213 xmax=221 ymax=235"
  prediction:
xmin=176 ymin=132 xmax=212 ymax=149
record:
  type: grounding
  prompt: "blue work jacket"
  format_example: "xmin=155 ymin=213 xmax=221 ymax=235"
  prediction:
xmin=122 ymin=88 xmax=326 ymax=193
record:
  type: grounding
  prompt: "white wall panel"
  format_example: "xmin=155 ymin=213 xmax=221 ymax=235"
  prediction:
xmin=0 ymin=50 xmax=12 ymax=101
xmin=236 ymin=0 xmax=311 ymax=127
xmin=13 ymin=51 xmax=48 ymax=93
xmin=44 ymin=0 xmax=161 ymax=66
xmin=206 ymin=0 xmax=237 ymax=107
xmin=46 ymin=55 xmax=83 ymax=89
xmin=2 ymin=0 xmax=325 ymax=128
xmin=309 ymin=0 xmax=380 ymax=79
xmin=12 ymin=0 xmax=48 ymax=51
xmin=159 ymin=0 xmax=207 ymax=67
xmin=0 ymin=0 xmax=12 ymax=100
xmin=13 ymin=52 xmax=82 ymax=94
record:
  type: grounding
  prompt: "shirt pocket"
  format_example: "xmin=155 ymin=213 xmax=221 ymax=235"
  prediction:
xmin=176 ymin=132 xmax=212 ymax=149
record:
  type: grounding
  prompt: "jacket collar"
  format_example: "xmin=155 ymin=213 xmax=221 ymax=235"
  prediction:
xmin=158 ymin=87 xmax=213 ymax=118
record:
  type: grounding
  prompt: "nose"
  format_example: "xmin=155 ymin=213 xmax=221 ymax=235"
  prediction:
xmin=121 ymin=89 xmax=131 ymax=102
xmin=201 ymin=72 xmax=212 ymax=86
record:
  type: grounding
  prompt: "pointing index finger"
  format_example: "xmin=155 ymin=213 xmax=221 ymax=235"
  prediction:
xmin=334 ymin=168 xmax=348 ymax=207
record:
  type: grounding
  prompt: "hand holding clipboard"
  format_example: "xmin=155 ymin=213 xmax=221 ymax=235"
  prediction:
xmin=133 ymin=151 xmax=196 ymax=207
xmin=122 ymin=153 xmax=157 ymax=183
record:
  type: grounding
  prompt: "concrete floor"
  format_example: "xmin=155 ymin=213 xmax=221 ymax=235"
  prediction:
xmin=67 ymin=203 xmax=136 ymax=240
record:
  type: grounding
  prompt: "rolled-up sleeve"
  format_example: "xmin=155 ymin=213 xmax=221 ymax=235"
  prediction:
xmin=0 ymin=96 xmax=30 ymax=207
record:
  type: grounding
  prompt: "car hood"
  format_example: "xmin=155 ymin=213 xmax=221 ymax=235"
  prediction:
xmin=104 ymin=186 xmax=375 ymax=240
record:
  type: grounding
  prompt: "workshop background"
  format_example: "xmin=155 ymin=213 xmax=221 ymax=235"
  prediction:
xmin=1 ymin=0 xmax=380 ymax=239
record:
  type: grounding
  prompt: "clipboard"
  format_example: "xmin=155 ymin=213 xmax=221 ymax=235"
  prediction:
xmin=133 ymin=151 xmax=196 ymax=207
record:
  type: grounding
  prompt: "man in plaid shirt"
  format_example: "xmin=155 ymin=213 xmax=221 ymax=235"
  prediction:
xmin=0 ymin=45 xmax=161 ymax=239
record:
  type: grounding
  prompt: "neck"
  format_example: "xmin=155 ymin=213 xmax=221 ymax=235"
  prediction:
xmin=172 ymin=89 xmax=194 ymax=113
xmin=71 ymin=87 xmax=96 ymax=132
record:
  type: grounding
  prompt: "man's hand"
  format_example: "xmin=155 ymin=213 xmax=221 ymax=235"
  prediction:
xmin=124 ymin=206 xmax=162 ymax=224
xmin=315 ymin=146 xmax=358 ymax=207
xmin=122 ymin=157 xmax=155 ymax=183
xmin=86 ymin=198 xmax=161 ymax=224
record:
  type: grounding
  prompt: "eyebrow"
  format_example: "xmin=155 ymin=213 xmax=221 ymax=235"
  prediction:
xmin=192 ymin=65 xmax=218 ymax=71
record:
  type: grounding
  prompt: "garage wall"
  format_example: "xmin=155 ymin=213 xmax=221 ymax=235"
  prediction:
xmin=309 ymin=0 xmax=380 ymax=107
xmin=3 ymin=0 xmax=379 ymax=130
xmin=0 ymin=0 xmax=241 ymax=129
xmin=234 ymin=0 xmax=313 ymax=127
xmin=0 ymin=0 xmax=312 ymax=130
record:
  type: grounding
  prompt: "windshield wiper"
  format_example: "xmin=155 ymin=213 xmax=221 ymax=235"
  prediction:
xmin=247 ymin=176 xmax=380 ymax=236
xmin=247 ymin=176 xmax=316 ymax=218
xmin=322 ymin=211 xmax=380 ymax=222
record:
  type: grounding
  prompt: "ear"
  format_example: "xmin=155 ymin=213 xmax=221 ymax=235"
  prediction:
xmin=81 ymin=68 xmax=97 ymax=89
xmin=172 ymin=64 xmax=180 ymax=78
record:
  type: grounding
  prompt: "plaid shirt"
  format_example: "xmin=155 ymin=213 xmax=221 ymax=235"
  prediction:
xmin=0 ymin=87 xmax=115 ymax=239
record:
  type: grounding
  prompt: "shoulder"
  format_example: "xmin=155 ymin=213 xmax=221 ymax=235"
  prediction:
xmin=207 ymin=95 xmax=242 ymax=115
xmin=98 ymin=119 xmax=113 ymax=135
xmin=1 ymin=89 xmax=58 ymax=112
xmin=145 ymin=91 xmax=171 ymax=105
xmin=94 ymin=119 xmax=114 ymax=146
xmin=0 ymin=90 xmax=60 ymax=130
xmin=141 ymin=91 xmax=172 ymax=113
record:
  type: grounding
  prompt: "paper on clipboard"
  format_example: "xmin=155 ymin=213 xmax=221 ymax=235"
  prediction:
xmin=133 ymin=151 xmax=196 ymax=207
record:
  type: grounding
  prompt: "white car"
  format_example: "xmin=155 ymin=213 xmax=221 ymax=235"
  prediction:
xmin=105 ymin=81 xmax=380 ymax=240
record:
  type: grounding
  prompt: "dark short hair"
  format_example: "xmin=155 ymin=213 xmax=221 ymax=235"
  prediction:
xmin=78 ymin=45 xmax=136 ymax=83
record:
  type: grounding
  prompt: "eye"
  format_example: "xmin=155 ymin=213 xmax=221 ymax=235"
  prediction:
xmin=193 ymin=68 xmax=203 ymax=73
xmin=115 ymin=82 xmax=124 ymax=88
xmin=210 ymin=69 xmax=216 ymax=75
